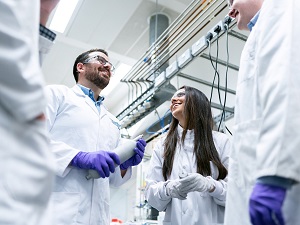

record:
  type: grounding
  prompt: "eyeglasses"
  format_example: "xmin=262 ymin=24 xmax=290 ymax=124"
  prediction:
xmin=83 ymin=55 xmax=115 ymax=73
xmin=171 ymin=91 xmax=185 ymax=99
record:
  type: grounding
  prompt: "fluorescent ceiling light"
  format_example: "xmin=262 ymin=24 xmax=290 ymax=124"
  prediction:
xmin=102 ymin=63 xmax=132 ymax=96
xmin=49 ymin=0 xmax=79 ymax=33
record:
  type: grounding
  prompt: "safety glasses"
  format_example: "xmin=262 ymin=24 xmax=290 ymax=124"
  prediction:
xmin=83 ymin=55 xmax=115 ymax=73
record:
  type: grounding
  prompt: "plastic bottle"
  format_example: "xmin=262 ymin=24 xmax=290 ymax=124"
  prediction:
xmin=86 ymin=135 xmax=143 ymax=180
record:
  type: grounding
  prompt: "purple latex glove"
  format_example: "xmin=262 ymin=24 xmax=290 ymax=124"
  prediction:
xmin=71 ymin=151 xmax=120 ymax=178
xmin=249 ymin=183 xmax=286 ymax=225
xmin=120 ymin=139 xmax=146 ymax=170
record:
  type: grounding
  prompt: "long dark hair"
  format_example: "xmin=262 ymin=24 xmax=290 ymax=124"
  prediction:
xmin=162 ymin=86 xmax=227 ymax=180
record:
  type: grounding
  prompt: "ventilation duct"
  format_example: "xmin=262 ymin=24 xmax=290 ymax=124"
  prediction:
xmin=146 ymin=13 xmax=170 ymax=81
xmin=119 ymin=13 xmax=173 ymax=130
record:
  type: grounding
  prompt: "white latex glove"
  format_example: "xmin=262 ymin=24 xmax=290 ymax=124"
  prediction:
xmin=178 ymin=173 xmax=215 ymax=193
xmin=165 ymin=180 xmax=188 ymax=200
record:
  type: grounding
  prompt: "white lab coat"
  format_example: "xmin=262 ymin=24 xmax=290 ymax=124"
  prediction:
xmin=224 ymin=1 xmax=300 ymax=224
xmin=45 ymin=84 xmax=132 ymax=225
xmin=145 ymin=126 xmax=230 ymax=225
xmin=0 ymin=1 xmax=55 ymax=224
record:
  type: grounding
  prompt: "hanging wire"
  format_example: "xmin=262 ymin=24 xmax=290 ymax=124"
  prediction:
xmin=208 ymin=37 xmax=222 ymax=108
xmin=208 ymin=35 xmax=225 ymax=131
xmin=218 ymin=29 xmax=228 ymax=131
xmin=222 ymin=24 xmax=232 ymax=135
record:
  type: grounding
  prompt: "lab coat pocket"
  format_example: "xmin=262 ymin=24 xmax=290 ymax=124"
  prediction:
xmin=232 ymin=120 xmax=260 ymax=189
xmin=3 ymin=118 xmax=54 ymax=204
xmin=51 ymin=192 xmax=80 ymax=224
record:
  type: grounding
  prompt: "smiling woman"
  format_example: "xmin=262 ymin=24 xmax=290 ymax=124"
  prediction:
xmin=144 ymin=85 xmax=231 ymax=225
xmin=170 ymin=88 xmax=186 ymax=127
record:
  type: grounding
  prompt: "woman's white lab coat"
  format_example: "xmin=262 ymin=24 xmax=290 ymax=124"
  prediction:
xmin=45 ymin=85 xmax=131 ymax=225
xmin=0 ymin=1 xmax=55 ymax=224
xmin=145 ymin=126 xmax=230 ymax=225
xmin=224 ymin=1 xmax=300 ymax=224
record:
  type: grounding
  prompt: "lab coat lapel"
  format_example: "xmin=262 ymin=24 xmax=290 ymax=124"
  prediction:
xmin=71 ymin=85 xmax=99 ymax=115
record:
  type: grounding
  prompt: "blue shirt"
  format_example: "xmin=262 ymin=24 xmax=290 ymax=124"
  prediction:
xmin=77 ymin=84 xmax=104 ymax=112
xmin=247 ymin=10 xmax=260 ymax=31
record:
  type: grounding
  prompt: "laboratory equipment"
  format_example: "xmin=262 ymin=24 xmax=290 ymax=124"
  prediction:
xmin=86 ymin=135 xmax=143 ymax=180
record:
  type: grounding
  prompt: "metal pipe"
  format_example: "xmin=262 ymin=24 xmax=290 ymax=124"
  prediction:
xmin=228 ymin=30 xmax=248 ymax=42
xmin=177 ymin=72 xmax=236 ymax=94
xmin=200 ymin=53 xmax=239 ymax=71
xmin=123 ymin=0 xmax=227 ymax=81
xmin=210 ymin=102 xmax=234 ymax=113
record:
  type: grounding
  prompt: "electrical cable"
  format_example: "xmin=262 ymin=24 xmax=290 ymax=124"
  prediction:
xmin=225 ymin=125 xmax=232 ymax=135
xmin=218 ymin=27 xmax=229 ymax=131
xmin=218 ymin=24 xmax=232 ymax=135
xmin=208 ymin=37 xmax=223 ymax=108
xmin=215 ymin=33 xmax=223 ymax=112
xmin=208 ymin=40 xmax=216 ymax=104
xmin=208 ymin=34 xmax=224 ymax=132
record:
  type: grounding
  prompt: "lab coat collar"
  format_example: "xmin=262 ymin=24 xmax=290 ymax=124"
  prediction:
xmin=177 ymin=125 xmax=194 ymax=140
xmin=77 ymin=84 xmax=105 ymax=102
xmin=71 ymin=85 xmax=100 ymax=115
xmin=72 ymin=84 xmax=86 ymax=97
xmin=247 ymin=10 xmax=260 ymax=31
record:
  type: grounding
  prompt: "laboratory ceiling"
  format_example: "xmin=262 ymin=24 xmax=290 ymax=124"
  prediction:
xmin=43 ymin=0 xmax=193 ymax=85
xmin=42 ymin=0 xmax=249 ymax=137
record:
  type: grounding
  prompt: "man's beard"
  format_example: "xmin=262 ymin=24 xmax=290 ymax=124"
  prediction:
xmin=85 ymin=69 xmax=109 ymax=89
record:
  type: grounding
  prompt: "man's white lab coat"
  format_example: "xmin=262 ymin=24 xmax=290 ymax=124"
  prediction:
xmin=45 ymin=85 xmax=131 ymax=225
xmin=224 ymin=0 xmax=300 ymax=224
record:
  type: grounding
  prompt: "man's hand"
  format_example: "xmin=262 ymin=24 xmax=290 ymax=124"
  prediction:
xmin=120 ymin=139 xmax=146 ymax=170
xmin=71 ymin=151 xmax=120 ymax=178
